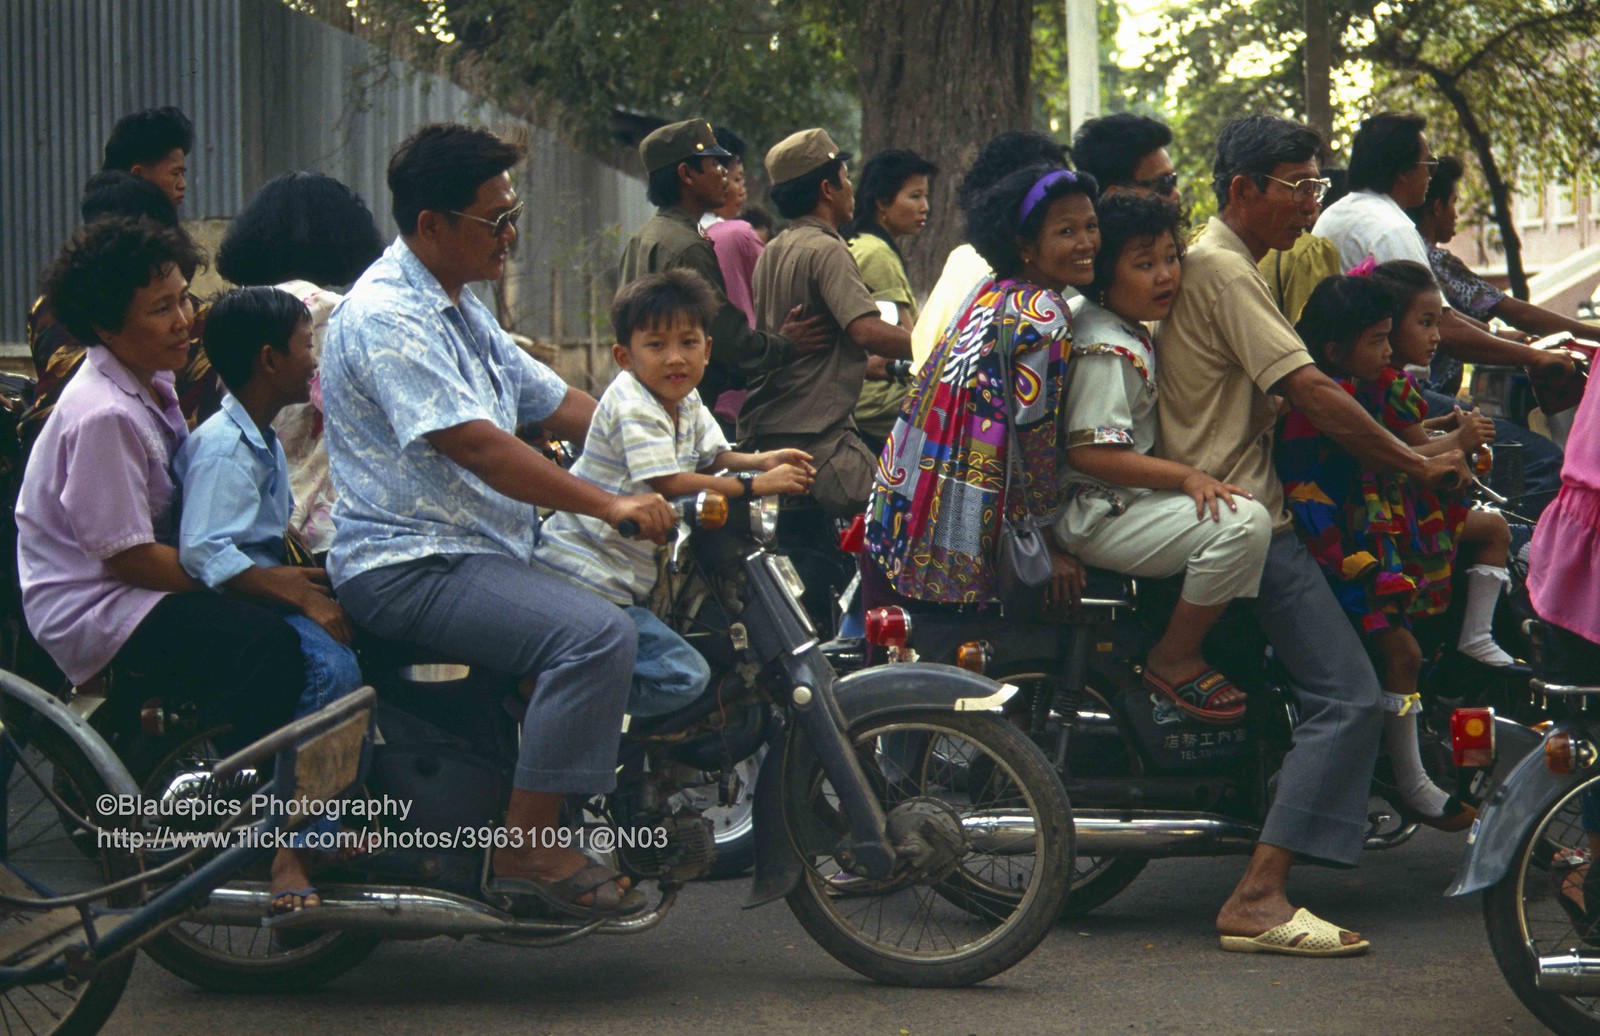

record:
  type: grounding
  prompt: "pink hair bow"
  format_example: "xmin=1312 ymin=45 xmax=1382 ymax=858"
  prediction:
xmin=1346 ymin=255 xmax=1378 ymax=278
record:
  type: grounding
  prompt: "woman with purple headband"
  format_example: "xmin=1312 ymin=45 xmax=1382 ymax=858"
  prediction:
xmin=863 ymin=163 xmax=1095 ymax=613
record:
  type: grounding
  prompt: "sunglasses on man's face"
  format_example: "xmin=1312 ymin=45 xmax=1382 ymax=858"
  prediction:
xmin=448 ymin=201 xmax=525 ymax=237
xmin=1128 ymin=172 xmax=1180 ymax=196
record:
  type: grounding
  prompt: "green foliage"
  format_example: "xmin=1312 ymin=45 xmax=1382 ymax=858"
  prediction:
xmin=343 ymin=0 xmax=1113 ymax=161
xmin=354 ymin=0 xmax=859 ymax=155
xmin=1124 ymin=0 xmax=1600 ymax=233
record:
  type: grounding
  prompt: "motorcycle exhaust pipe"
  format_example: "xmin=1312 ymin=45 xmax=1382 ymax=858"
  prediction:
xmin=1537 ymin=951 xmax=1600 ymax=995
xmin=1073 ymin=811 xmax=1261 ymax=856
xmin=961 ymin=810 xmax=1261 ymax=857
xmin=189 ymin=882 xmax=672 ymax=938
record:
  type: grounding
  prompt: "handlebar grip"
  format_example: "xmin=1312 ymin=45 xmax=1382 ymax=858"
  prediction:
xmin=617 ymin=519 xmax=640 ymax=538
xmin=1437 ymin=471 xmax=1463 ymax=491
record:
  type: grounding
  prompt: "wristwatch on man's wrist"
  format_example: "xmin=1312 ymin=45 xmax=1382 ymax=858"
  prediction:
xmin=736 ymin=471 xmax=757 ymax=498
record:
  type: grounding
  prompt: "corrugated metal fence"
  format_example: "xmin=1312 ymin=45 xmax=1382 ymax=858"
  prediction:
xmin=1 ymin=0 xmax=651 ymax=385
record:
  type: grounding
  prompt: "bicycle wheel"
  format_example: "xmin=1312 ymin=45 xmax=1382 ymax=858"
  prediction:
xmin=783 ymin=710 xmax=1071 ymax=987
xmin=130 ymin=725 xmax=379 ymax=993
xmin=1484 ymin=773 xmax=1600 ymax=1035
xmin=0 ymin=708 xmax=137 ymax=1035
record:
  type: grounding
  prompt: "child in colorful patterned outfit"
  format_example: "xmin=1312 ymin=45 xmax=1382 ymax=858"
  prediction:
xmin=1278 ymin=264 xmax=1515 ymax=828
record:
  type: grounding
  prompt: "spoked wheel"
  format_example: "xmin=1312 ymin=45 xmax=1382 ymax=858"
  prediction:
xmin=1002 ymin=673 xmax=1149 ymax=917
xmin=1484 ymin=773 xmax=1600 ymax=1035
xmin=676 ymin=749 xmax=762 ymax=879
xmin=0 ymin=706 xmax=137 ymax=1035
xmin=783 ymin=710 xmax=1071 ymax=987
xmin=130 ymin=725 xmax=379 ymax=993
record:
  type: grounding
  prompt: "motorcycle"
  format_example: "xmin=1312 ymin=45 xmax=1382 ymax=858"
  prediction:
xmin=76 ymin=490 xmax=1073 ymax=994
xmin=1447 ymin=621 xmax=1600 ymax=1036
xmin=861 ymin=522 xmax=1539 ymax=918
xmin=0 ymin=669 xmax=374 ymax=1036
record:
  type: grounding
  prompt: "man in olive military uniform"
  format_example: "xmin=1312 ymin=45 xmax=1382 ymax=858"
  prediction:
xmin=738 ymin=128 xmax=911 ymax=518
xmin=619 ymin=119 xmax=826 ymax=415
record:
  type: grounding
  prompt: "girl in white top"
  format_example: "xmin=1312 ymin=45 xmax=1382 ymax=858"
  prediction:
xmin=1052 ymin=193 xmax=1272 ymax=724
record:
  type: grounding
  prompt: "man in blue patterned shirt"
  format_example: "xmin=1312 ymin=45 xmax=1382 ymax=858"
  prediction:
xmin=322 ymin=123 xmax=675 ymax=919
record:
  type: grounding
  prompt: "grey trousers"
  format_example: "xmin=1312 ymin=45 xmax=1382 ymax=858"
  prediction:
xmin=1253 ymin=531 xmax=1385 ymax=866
xmin=339 ymin=553 xmax=636 ymax=794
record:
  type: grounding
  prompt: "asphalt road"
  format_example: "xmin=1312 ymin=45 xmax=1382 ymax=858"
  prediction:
xmin=99 ymin=827 xmax=1555 ymax=1036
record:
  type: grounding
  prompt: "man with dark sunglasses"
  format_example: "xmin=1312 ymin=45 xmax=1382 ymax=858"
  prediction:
xmin=1070 ymin=113 xmax=1181 ymax=206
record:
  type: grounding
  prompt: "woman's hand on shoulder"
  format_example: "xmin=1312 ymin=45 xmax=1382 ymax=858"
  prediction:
xmin=1180 ymin=472 xmax=1252 ymax=522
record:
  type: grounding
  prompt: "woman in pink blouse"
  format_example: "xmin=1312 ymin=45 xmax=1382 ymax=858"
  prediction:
xmin=17 ymin=217 xmax=304 ymax=753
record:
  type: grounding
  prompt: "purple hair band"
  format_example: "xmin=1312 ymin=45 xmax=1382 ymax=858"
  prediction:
xmin=1018 ymin=169 xmax=1079 ymax=225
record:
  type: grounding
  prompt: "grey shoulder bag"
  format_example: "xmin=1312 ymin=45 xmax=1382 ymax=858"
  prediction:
xmin=990 ymin=295 xmax=1053 ymax=608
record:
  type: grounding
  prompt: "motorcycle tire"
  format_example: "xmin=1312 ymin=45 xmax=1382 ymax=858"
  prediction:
xmin=782 ymin=710 xmax=1071 ymax=987
xmin=118 ymin=722 xmax=381 ymax=993
xmin=989 ymin=671 xmax=1149 ymax=918
xmin=0 ymin=705 xmax=138 ymax=1036
xmin=1483 ymin=772 xmax=1600 ymax=1035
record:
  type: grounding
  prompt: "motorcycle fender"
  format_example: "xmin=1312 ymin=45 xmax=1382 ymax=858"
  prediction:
xmin=832 ymin=662 xmax=1017 ymax=726
xmin=743 ymin=664 xmax=1016 ymax=909
xmin=746 ymin=730 xmax=803 ymax=909
xmin=1447 ymin=719 xmax=1574 ymax=898
xmin=0 ymin=670 xmax=139 ymax=799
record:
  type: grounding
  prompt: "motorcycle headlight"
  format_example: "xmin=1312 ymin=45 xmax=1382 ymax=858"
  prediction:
xmin=751 ymin=495 xmax=780 ymax=544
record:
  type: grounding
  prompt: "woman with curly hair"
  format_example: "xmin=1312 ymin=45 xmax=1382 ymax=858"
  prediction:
xmin=17 ymin=217 xmax=304 ymax=751
xmin=217 ymin=172 xmax=385 ymax=553
xmin=863 ymin=163 xmax=1095 ymax=611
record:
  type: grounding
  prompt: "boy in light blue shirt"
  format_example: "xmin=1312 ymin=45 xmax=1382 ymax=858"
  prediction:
xmin=173 ymin=285 xmax=362 ymax=916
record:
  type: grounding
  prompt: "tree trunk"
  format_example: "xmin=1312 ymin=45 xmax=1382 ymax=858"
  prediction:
xmin=1429 ymin=72 xmax=1528 ymax=299
xmin=1301 ymin=0 xmax=1334 ymax=145
xmin=857 ymin=0 xmax=1034 ymax=294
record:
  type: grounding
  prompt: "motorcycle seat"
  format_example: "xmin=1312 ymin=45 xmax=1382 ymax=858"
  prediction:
xmin=353 ymin=628 xmax=473 ymax=686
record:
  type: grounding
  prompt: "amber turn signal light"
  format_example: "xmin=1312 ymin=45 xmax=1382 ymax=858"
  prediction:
xmin=956 ymin=641 xmax=992 ymax=674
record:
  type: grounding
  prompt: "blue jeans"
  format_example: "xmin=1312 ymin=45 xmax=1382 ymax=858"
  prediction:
xmin=624 ymin=606 xmax=710 ymax=717
xmin=282 ymin=613 xmax=363 ymax=846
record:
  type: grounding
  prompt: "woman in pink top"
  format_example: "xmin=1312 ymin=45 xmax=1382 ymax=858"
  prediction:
xmin=1529 ymin=378 xmax=1600 ymax=659
xmin=17 ymin=217 xmax=304 ymax=755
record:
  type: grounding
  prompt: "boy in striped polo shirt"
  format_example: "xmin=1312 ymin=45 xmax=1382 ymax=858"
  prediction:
xmin=533 ymin=270 xmax=814 ymax=715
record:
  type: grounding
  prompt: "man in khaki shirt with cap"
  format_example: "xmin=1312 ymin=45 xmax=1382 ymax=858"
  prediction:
xmin=1156 ymin=114 xmax=1470 ymax=958
xmin=738 ymin=128 xmax=911 ymax=517
xmin=619 ymin=119 xmax=825 ymax=415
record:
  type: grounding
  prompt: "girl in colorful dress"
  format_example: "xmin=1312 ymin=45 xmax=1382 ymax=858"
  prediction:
xmin=1052 ymin=193 xmax=1272 ymax=724
xmin=1279 ymin=265 xmax=1515 ymax=829
xmin=1369 ymin=260 xmax=1524 ymax=676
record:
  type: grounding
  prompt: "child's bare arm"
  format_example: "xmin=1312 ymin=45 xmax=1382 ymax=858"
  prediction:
xmin=650 ymin=459 xmax=815 ymax=500
xmin=1067 ymin=444 xmax=1251 ymax=521
xmin=712 ymin=448 xmax=815 ymax=474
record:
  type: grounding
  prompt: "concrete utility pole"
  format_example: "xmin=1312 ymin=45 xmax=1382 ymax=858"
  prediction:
xmin=1066 ymin=0 xmax=1099 ymax=135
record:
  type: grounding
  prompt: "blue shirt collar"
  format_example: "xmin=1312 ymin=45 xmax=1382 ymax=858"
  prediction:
xmin=219 ymin=392 xmax=276 ymax=456
xmin=391 ymin=236 xmax=466 ymax=317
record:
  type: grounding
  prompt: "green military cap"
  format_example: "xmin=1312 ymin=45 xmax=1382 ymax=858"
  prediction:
xmin=639 ymin=119 xmax=732 ymax=174
xmin=765 ymin=128 xmax=852 ymax=186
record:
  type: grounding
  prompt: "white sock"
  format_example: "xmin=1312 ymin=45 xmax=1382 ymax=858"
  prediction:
xmin=1458 ymin=564 xmax=1515 ymax=666
xmin=1383 ymin=697 xmax=1451 ymax=817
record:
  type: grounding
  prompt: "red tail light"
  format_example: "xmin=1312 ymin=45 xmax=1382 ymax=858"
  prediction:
xmin=838 ymin=514 xmax=866 ymax=554
xmin=865 ymin=606 xmax=911 ymax=648
xmin=1452 ymin=707 xmax=1496 ymax=768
